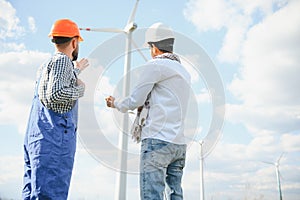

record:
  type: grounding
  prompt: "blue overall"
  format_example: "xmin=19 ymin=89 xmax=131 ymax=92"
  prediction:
xmin=22 ymin=65 xmax=78 ymax=200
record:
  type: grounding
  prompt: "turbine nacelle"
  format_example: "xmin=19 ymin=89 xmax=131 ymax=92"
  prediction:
xmin=124 ymin=22 xmax=137 ymax=33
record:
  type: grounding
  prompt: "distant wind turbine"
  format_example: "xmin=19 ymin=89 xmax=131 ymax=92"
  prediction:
xmin=262 ymin=153 xmax=285 ymax=200
xmin=199 ymin=140 xmax=205 ymax=200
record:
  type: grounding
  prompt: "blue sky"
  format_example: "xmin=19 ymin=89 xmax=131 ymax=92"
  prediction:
xmin=1 ymin=0 xmax=300 ymax=199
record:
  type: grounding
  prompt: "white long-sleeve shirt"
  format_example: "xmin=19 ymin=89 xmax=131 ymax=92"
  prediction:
xmin=114 ymin=57 xmax=191 ymax=144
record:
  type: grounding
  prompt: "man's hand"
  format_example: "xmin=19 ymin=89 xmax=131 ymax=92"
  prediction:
xmin=75 ymin=58 xmax=89 ymax=72
xmin=105 ymin=96 xmax=115 ymax=108
xmin=76 ymin=79 xmax=85 ymax=88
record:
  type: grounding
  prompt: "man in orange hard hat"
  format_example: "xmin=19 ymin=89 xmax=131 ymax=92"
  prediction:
xmin=22 ymin=19 xmax=89 ymax=199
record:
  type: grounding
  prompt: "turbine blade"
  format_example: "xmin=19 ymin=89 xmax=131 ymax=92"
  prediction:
xmin=131 ymin=39 xmax=148 ymax=62
xmin=277 ymin=152 xmax=285 ymax=163
xmin=261 ymin=161 xmax=274 ymax=165
xmin=127 ymin=0 xmax=140 ymax=24
xmin=80 ymin=27 xmax=124 ymax=33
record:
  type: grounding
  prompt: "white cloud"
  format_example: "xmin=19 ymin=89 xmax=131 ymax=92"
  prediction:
xmin=0 ymin=155 xmax=23 ymax=184
xmin=281 ymin=134 xmax=300 ymax=152
xmin=184 ymin=0 xmax=289 ymax=63
xmin=230 ymin=0 xmax=300 ymax=106
xmin=226 ymin=104 xmax=300 ymax=134
xmin=184 ymin=0 xmax=231 ymax=32
xmin=0 ymin=51 xmax=50 ymax=133
xmin=246 ymin=135 xmax=279 ymax=157
xmin=0 ymin=0 xmax=25 ymax=52
xmin=0 ymin=0 xmax=25 ymax=39
xmin=0 ymin=155 xmax=24 ymax=199
xmin=68 ymin=147 xmax=118 ymax=199
xmin=0 ymin=42 xmax=26 ymax=52
xmin=28 ymin=16 xmax=37 ymax=33
xmin=227 ymin=0 xmax=300 ymax=137
xmin=217 ymin=24 xmax=248 ymax=62
xmin=196 ymin=88 xmax=210 ymax=103
xmin=0 ymin=1 xmax=37 ymax=53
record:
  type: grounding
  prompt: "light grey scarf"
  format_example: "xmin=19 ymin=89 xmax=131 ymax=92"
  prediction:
xmin=154 ymin=53 xmax=181 ymax=63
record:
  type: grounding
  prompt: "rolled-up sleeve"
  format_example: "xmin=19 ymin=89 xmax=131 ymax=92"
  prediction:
xmin=46 ymin=57 xmax=84 ymax=103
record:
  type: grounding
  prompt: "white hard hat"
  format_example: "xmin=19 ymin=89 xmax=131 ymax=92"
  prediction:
xmin=145 ymin=22 xmax=174 ymax=43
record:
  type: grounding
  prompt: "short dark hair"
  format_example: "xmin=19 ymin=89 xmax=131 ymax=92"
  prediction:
xmin=148 ymin=38 xmax=174 ymax=53
xmin=51 ymin=36 xmax=73 ymax=44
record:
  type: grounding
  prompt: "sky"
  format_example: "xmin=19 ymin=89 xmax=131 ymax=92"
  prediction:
xmin=0 ymin=0 xmax=300 ymax=199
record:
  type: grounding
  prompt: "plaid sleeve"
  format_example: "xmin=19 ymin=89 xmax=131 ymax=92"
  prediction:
xmin=46 ymin=57 xmax=84 ymax=103
xmin=74 ymin=67 xmax=81 ymax=76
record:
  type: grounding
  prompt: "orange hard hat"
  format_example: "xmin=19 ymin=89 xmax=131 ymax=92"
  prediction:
xmin=48 ymin=19 xmax=83 ymax=41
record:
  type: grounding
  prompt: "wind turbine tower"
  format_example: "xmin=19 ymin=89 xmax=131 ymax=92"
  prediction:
xmin=199 ymin=140 xmax=204 ymax=200
xmin=80 ymin=1 xmax=141 ymax=199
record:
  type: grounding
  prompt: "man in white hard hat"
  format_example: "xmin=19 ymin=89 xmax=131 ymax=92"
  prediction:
xmin=106 ymin=22 xmax=191 ymax=200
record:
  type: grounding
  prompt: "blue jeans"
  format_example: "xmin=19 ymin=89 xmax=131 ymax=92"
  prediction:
xmin=140 ymin=138 xmax=187 ymax=200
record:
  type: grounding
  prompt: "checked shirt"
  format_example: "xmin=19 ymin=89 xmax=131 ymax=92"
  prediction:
xmin=37 ymin=52 xmax=84 ymax=113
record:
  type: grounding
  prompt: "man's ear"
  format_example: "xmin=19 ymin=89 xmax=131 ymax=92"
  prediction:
xmin=72 ymin=38 xmax=77 ymax=49
xmin=152 ymin=44 xmax=160 ymax=55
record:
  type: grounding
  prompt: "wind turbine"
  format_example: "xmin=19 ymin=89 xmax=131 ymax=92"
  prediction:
xmin=80 ymin=1 xmax=142 ymax=199
xmin=199 ymin=140 xmax=205 ymax=200
xmin=262 ymin=153 xmax=285 ymax=200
